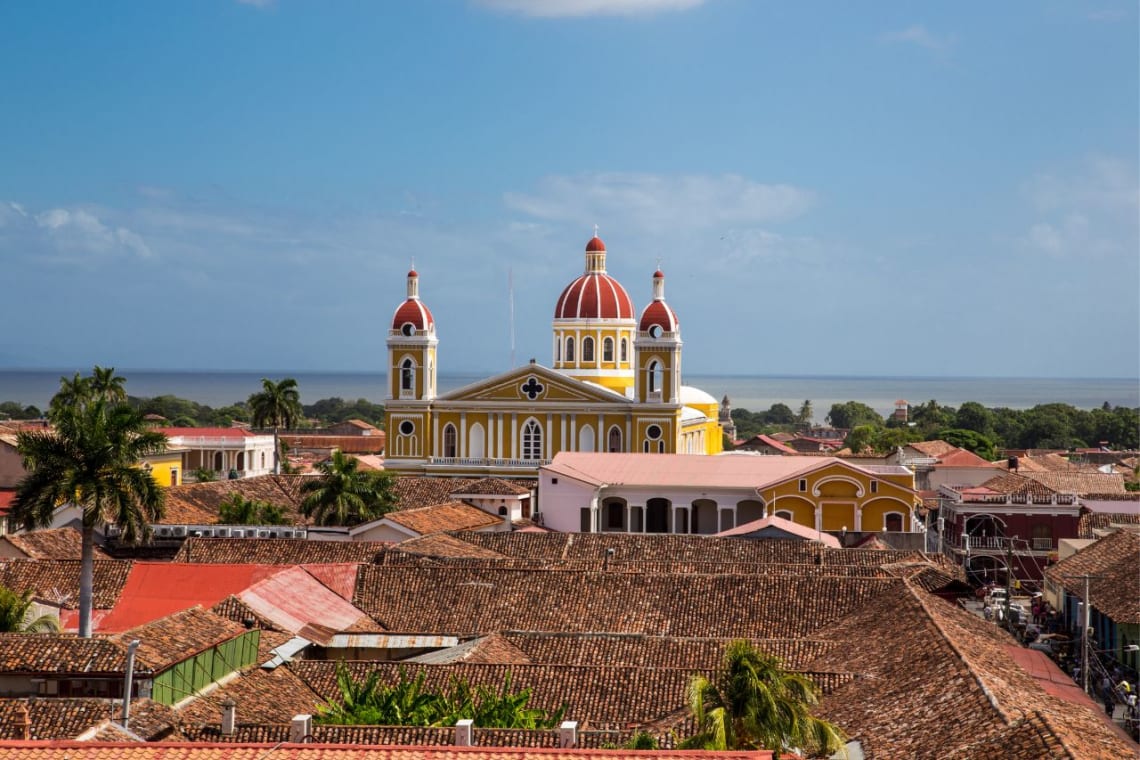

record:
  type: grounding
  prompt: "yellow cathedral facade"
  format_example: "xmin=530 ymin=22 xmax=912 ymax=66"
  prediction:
xmin=383 ymin=234 xmax=725 ymax=478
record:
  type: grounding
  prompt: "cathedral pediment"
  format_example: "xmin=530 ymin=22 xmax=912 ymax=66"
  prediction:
xmin=438 ymin=363 xmax=629 ymax=405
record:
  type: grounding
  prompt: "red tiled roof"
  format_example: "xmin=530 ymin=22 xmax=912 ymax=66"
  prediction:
xmin=95 ymin=563 xmax=290 ymax=631
xmin=384 ymin=502 xmax=502 ymax=535
xmin=935 ymin=448 xmax=997 ymax=468
xmin=554 ymin=273 xmax=634 ymax=321
xmin=160 ymin=428 xmax=253 ymax=438
xmin=0 ymin=742 xmax=770 ymax=759
xmin=0 ymin=529 xmax=108 ymax=560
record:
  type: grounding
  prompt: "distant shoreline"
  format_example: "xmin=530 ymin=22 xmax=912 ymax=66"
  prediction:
xmin=2 ymin=369 xmax=1136 ymax=416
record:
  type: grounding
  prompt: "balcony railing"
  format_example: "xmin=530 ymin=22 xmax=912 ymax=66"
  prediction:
xmin=427 ymin=457 xmax=550 ymax=468
xmin=943 ymin=534 xmax=1054 ymax=552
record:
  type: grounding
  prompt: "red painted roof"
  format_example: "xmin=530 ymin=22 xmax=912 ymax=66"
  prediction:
xmin=160 ymin=427 xmax=252 ymax=438
xmin=554 ymin=273 xmax=634 ymax=320
xmin=0 ymin=490 xmax=16 ymax=511
xmin=301 ymin=563 xmax=360 ymax=601
xmin=638 ymin=299 xmax=679 ymax=333
xmin=585 ymin=235 xmax=606 ymax=252
xmin=95 ymin=563 xmax=288 ymax=631
xmin=935 ymin=448 xmax=998 ymax=468
xmin=391 ymin=298 xmax=434 ymax=331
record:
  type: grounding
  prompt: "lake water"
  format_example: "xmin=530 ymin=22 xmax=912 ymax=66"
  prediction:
xmin=0 ymin=369 xmax=1136 ymax=416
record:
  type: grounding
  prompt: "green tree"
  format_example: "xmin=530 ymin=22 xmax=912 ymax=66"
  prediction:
xmin=217 ymin=493 xmax=289 ymax=525
xmin=248 ymin=378 xmax=304 ymax=474
xmin=0 ymin=584 xmax=60 ymax=633
xmin=300 ymin=450 xmax=398 ymax=527
xmin=954 ymin=402 xmax=994 ymax=437
xmin=88 ymin=366 xmax=127 ymax=403
xmin=12 ymin=374 xmax=166 ymax=637
xmin=826 ymin=401 xmax=882 ymax=430
xmin=798 ymin=400 xmax=813 ymax=428
xmin=765 ymin=403 xmax=797 ymax=426
xmin=936 ymin=429 xmax=998 ymax=460
xmin=318 ymin=664 xmax=564 ymax=729
xmin=680 ymin=640 xmax=845 ymax=758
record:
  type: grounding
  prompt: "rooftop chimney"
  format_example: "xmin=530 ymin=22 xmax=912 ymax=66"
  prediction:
xmin=455 ymin=719 xmax=474 ymax=746
xmin=10 ymin=703 xmax=30 ymax=741
xmin=289 ymin=714 xmax=312 ymax=743
xmin=221 ymin=698 xmax=236 ymax=736
xmin=559 ymin=720 xmax=579 ymax=748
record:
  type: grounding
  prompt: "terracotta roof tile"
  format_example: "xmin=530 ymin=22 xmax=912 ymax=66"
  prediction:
xmin=163 ymin=476 xmax=308 ymax=526
xmin=0 ymin=741 xmax=768 ymax=759
xmin=171 ymin=539 xmax=387 ymax=564
xmin=1078 ymin=510 xmax=1140 ymax=538
xmin=383 ymin=534 xmax=509 ymax=562
xmin=0 ymin=635 xmax=128 ymax=674
xmin=1 ymin=529 xmax=108 ymax=560
xmin=354 ymin=563 xmax=896 ymax=638
xmin=449 ymin=479 xmax=532 ymax=497
xmin=113 ymin=607 xmax=247 ymax=672
xmin=1020 ymin=470 xmax=1126 ymax=495
xmin=175 ymin=666 xmax=324 ymax=726
xmin=384 ymin=502 xmax=501 ymax=535
xmin=0 ymin=560 xmax=131 ymax=609
xmin=0 ymin=699 xmax=176 ymax=742
xmin=908 ymin=440 xmax=960 ymax=458
xmin=1045 ymin=528 xmax=1140 ymax=624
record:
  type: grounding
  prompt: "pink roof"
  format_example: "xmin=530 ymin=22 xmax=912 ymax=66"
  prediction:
xmin=1080 ymin=498 xmax=1140 ymax=515
xmin=301 ymin=563 xmax=360 ymax=600
xmin=545 ymin=452 xmax=828 ymax=490
xmin=753 ymin=435 xmax=797 ymax=454
xmin=934 ymin=449 xmax=997 ymax=468
xmin=238 ymin=565 xmax=368 ymax=637
xmin=716 ymin=514 xmax=842 ymax=547
xmin=95 ymin=563 xmax=287 ymax=631
xmin=160 ymin=427 xmax=253 ymax=438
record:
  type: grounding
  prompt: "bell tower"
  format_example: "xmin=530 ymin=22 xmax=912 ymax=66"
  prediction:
xmin=387 ymin=268 xmax=438 ymax=402
xmin=634 ymin=269 xmax=682 ymax=404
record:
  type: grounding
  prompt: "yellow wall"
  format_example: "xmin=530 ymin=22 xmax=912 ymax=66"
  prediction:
xmin=761 ymin=463 xmax=919 ymax=532
xmin=144 ymin=451 xmax=184 ymax=487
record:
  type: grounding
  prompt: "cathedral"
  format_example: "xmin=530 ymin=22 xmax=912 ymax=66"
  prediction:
xmin=383 ymin=234 xmax=725 ymax=478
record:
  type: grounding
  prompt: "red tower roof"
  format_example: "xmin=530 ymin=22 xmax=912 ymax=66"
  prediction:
xmin=585 ymin=236 xmax=606 ymax=252
xmin=391 ymin=299 xmax=434 ymax=331
xmin=639 ymin=300 xmax=679 ymax=333
xmin=554 ymin=274 xmax=635 ymax=320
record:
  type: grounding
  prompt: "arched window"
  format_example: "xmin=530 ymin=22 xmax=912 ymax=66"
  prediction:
xmin=620 ymin=337 xmax=628 ymax=362
xmin=235 ymin=452 xmax=245 ymax=471
xmin=885 ymin=512 xmax=904 ymax=532
xmin=578 ymin=425 xmax=595 ymax=452
xmin=213 ymin=451 xmax=224 ymax=471
xmin=555 ymin=337 xmax=561 ymax=363
xmin=647 ymin=360 xmax=662 ymax=396
xmin=775 ymin=510 xmax=793 ymax=520
xmin=468 ymin=423 xmax=485 ymax=459
xmin=608 ymin=426 xmax=622 ymax=452
xmin=260 ymin=452 xmax=266 ymax=469
xmin=582 ymin=336 xmax=595 ymax=362
xmin=643 ymin=424 xmax=664 ymax=454
xmin=442 ymin=423 xmax=458 ymax=458
xmin=521 ymin=419 xmax=543 ymax=460
xmin=565 ymin=337 xmax=575 ymax=362
xmin=603 ymin=337 xmax=614 ymax=362
xmin=401 ymin=358 xmax=415 ymax=392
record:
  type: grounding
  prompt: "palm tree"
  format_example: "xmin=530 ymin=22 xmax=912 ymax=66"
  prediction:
xmin=300 ymin=450 xmax=397 ymax=526
xmin=48 ymin=372 xmax=89 ymax=421
xmin=681 ymin=640 xmax=845 ymax=758
xmin=88 ymin=365 xmax=127 ymax=403
xmin=12 ymin=385 xmax=167 ymax=638
xmin=0 ymin=584 xmax=60 ymax=633
xmin=248 ymin=378 xmax=304 ymax=474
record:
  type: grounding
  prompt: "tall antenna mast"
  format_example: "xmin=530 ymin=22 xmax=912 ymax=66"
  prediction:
xmin=508 ymin=267 xmax=516 ymax=369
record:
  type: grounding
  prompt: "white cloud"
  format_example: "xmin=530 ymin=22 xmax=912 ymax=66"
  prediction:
xmin=1019 ymin=156 xmax=1139 ymax=259
xmin=474 ymin=0 xmax=705 ymax=18
xmin=0 ymin=203 xmax=153 ymax=260
xmin=880 ymin=24 xmax=954 ymax=53
xmin=504 ymin=172 xmax=813 ymax=232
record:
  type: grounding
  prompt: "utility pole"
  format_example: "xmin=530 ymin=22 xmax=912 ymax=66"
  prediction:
xmin=1064 ymin=573 xmax=1104 ymax=695
xmin=1005 ymin=536 xmax=1015 ymax=633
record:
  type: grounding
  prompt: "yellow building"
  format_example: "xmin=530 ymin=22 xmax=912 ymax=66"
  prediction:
xmin=384 ymin=234 xmax=724 ymax=478
xmin=142 ymin=448 xmax=187 ymax=487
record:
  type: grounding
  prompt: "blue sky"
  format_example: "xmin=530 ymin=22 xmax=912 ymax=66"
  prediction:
xmin=1 ymin=0 xmax=1136 ymax=378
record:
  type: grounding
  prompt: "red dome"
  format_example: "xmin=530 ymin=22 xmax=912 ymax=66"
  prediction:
xmin=585 ymin=236 xmax=606 ymax=252
xmin=391 ymin=299 xmax=434 ymax=332
xmin=554 ymin=274 xmax=634 ymax=320
xmin=639 ymin=300 xmax=679 ymax=333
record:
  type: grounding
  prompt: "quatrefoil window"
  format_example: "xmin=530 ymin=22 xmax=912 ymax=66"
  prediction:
xmin=520 ymin=376 xmax=545 ymax=400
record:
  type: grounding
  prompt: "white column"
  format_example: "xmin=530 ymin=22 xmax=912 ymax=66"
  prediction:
xmin=546 ymin=414 xmax=553 ymax=459
xmin=459 ymin=412 xmax=467 ymax=458
xmin=496 ymin=414 xmax=503 ymax=458
xmin=510 ymin=413 xmax=518 ymax=459
xmin=855 ymin=506 xmax=863 ymax=532
xmin=625 ymin=417 xmax=632 ymax=452
xmin=625 ymin=503 xmax=631 ymax=533
xmin=570 ymin=414 xmax=577 ymax=452
xmin=433 ymin=416 xmax=440 ymax=458
xmin=815 ymin=506 xmax=822 ymax=532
